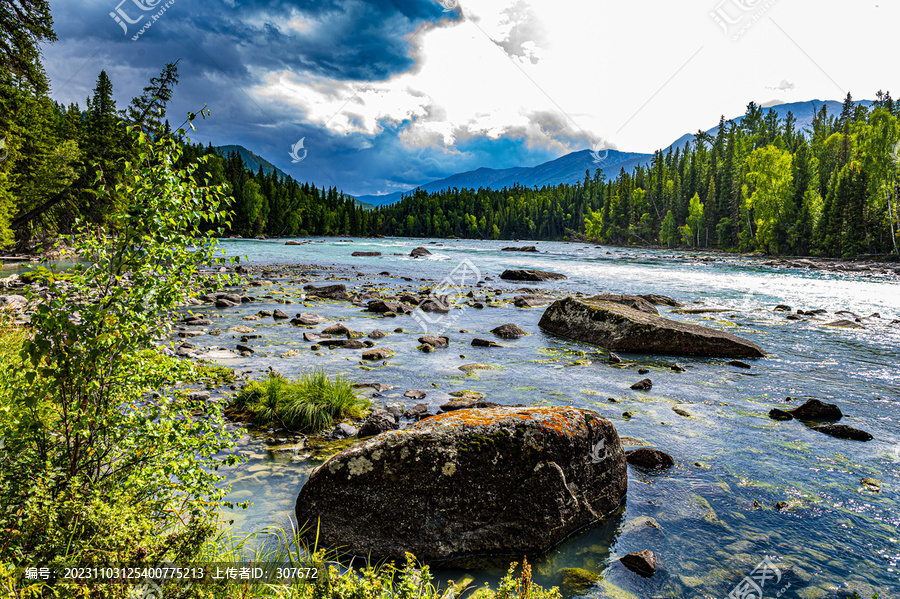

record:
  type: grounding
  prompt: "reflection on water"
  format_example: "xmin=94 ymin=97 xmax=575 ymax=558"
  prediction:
xmin=192 ymin=238 xmax=899 ymax=598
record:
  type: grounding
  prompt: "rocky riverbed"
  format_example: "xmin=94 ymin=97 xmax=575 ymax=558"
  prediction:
xmin=2 ymin=238 xmax=899 ymax=599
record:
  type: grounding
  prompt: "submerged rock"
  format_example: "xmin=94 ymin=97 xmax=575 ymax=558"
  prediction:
xmin=538 ymin=297 xmax=766 ymax=358
xmin=367 ymin=300 xmax=400 ymax=313
xmin=418 ymin=335 xmax=450 ymax=348
xmin=491 ymin=323 xmax=527 ymax=339
xmin=787 ymin=399 xmax=842 ymax=421
xmin=560 ymin=568 xmax=601 ymax=595
xmin=291 ymin=313 xmax=331 ymax=326
xmin=459 ymin=363 xmax=497 ymax=373
xmin=812 ymin=424 xmax=873 ymax=441
xmin=352 ymin=251 xmax=382 ymax=257
xmin=410 ymin=247 xmax=431 ymax=258
xmin=183 ymin=318 xmax=212 ymax=326
xmin=322 ymin=323 xmax=350 ymax=335
xmin=639 ymin=294 xmax=682 ymax=307
xmin=625 ymin=447 xmax=674 ymax=470
xmin=471 ymin=338 xmax=502 ymax=348
xmin=500 ymin=269 xmax=567 ymax=282
xmin=357 ymin=410 xmax=399 ymax=437
xmin=501 ymin=246 xmax=538 ymax=252
xmin=304 ymin=284 xmax=350 ymax=301
xmin=825 ymin=319 xmax=864 ymax=329
xmin=294 ymin=406 xmax=627 ymax=561
xmin=630 ymin=379 xmax=652 ymax=391
xmin=362 ymin=348 xmax=394 ymax=361
xmin=513 ymin=295 xmax=552 ymax=308
xmin=768 ymin=408 xmax=793 ymax=421
xmin=320 ymin=339 xmax=366 ymax=349
xmin=620 ymin=549 xmax=657 ymax=577
xmin=860 ymin=477 xmax=882 ymax=492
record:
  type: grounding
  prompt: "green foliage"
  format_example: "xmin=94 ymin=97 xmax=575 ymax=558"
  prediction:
xmin=3 ymin=480 xmax=213 ymax=596
xmin=231 ymin=369 xmax=369 ymax=433
xmin=200 ymin=521 xmax=560 ymax=599
xmin=743 ymin=146 xmax=793 ymax=253
xmin=366 ymin=98 xmax=900 ymax=257
xmin=0 ymin=0 xmax=56 ymax=92
xmin=686 ymin=193 xmax=705 ymax=247
xmin=0 ymin=123 xmax=242 ymax=578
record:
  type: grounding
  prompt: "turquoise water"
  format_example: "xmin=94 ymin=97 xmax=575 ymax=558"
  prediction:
xmin=190 ymin=238 xmax=899 ymax=598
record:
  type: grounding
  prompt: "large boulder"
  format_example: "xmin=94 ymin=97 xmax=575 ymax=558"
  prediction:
xmin=500 ymin=269 xmax=567 ymax=282
xmin=410 ymin=247 xmax=431 ymax=258
xmin=538 ymin=298 xmax=765 ymax=358
xmin=295 ymin=406 xmax=627 ymax=562
xmin=588 ymin=294 xmax=659 ymax=315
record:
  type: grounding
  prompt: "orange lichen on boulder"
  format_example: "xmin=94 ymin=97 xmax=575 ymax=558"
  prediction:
xmin=414 ymin=406 xmax=584 ymax=437
xmin=295 ymin=406 xmax=627 ymax=563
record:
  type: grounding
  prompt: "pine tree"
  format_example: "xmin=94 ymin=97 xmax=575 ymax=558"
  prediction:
xmin=0 ymin=0 xmax=56 ymax=92
xmin=126 ymin=61 xmax=181 ymax=134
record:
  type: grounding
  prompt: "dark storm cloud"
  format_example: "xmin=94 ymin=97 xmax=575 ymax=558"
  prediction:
xmin=41 ymin=0 xmax=556 ymax=196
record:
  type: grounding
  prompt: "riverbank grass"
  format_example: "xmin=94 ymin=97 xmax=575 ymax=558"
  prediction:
xmin=230 ymin=368 xmax=369 ymax=433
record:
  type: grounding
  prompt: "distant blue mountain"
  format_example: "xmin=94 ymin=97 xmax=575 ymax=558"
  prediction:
xmin=357 ymin=150 xmax=647 ymax=206
xmin=356 ymin=99 xmax=859 ymax=207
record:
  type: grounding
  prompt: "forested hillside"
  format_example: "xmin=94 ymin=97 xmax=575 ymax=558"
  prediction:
xmin=372 ymin=97 xmax=900 ymax=257
xmin=0 ymin=4 xmax=362 ymax=248
xmin=2 ymin=1 xmax=898 ymax=257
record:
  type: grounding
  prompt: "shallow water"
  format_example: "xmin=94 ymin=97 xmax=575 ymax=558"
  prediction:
xmin=184 ymin=238 xmax=899 ymax=599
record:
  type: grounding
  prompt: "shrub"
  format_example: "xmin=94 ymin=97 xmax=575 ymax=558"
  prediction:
xmin=0 ymin=117 xmax=243 ymax=593
xmin=230 ymin=369 xmax=369 ymax=433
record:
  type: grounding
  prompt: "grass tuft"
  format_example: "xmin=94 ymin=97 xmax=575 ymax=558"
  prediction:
xmin=230 ymin=368 xmax=369 ymax=433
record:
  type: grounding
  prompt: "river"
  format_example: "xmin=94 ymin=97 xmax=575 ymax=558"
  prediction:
xmin=197 ymin=237 xmax=898 ymax=598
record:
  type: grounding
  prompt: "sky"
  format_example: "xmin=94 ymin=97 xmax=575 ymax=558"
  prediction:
xmin=44 ymin=0 xmax=898 ymax=197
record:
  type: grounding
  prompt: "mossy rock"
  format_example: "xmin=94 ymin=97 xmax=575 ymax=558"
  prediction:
xmin=295 ymin=406 xmax=627 ymax=562
xmin=560 ymin=568 xmax=601 ymax=596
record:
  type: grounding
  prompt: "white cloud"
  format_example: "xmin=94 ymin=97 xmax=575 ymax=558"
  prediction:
xmin=255 ymin=0 xmax=900 ymax=154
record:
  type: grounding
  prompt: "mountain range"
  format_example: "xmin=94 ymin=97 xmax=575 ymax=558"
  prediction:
xmin=355 ymin=99 xmax=855 ymax=206
xmin=221 ymin=99 xmax=858 ymax=209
